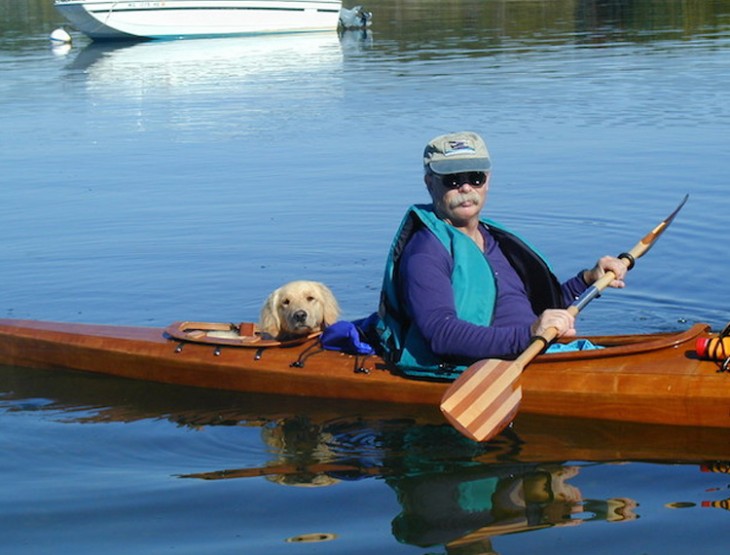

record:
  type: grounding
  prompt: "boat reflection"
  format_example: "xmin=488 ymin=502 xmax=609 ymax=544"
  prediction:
xmin=58 ymin=31 xmax=356 ymax=137
xmin=65 ymin=31 xmax=345 ymax=96
xmin=58 ymin=30 xmax=375 ymax=136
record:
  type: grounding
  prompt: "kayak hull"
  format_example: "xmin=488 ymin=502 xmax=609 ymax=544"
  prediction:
xmin=0 ymin=318 xmax=727 ymax=430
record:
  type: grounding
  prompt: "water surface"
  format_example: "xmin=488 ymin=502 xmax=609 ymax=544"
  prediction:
xmin=2 ymin=1 xmax=730 ymax=553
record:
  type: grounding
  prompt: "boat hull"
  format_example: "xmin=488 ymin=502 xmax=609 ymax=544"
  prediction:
xmin=0 ymin=318 xmax=728 ymax=431
xmin=54 ymin=0 xmax=343 ymax=40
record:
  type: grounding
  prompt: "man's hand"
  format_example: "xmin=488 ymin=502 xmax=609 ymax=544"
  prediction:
xmin=582 ymin=256 xmax=628 ymax=289
xmin=531 ymin=309 xmax=576 ymax=339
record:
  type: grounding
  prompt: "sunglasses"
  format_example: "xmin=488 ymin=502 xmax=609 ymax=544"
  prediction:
xmin=435 ymin=171 xmax=488 ymax=189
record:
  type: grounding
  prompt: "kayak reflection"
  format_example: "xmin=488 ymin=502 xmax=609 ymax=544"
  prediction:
xmin=182 ymin=415 xmax=638 ymax=552
xmin=2 ymin=363 xmax=727 ymax=553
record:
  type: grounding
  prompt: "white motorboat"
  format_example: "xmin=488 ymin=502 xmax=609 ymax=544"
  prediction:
xmin=54 ymin=0 xmax=345 ymax=40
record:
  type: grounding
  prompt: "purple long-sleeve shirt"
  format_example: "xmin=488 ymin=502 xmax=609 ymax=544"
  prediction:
xmin=398 ymin=224 xmax=588 ymax=361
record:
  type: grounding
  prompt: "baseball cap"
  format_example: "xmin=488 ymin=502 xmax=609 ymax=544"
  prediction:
xmin=423 ymin=131 xmax=492 ymax=175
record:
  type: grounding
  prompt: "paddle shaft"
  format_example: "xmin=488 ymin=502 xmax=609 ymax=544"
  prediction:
xmin=485 ymin=252 xmax=632 ymax=411
xmin=440 ymin=195 xmax=689 ymax=442
xmin=507 ymin=204 xmax=681 ymax=366
xmin=180 ymin=462 xmax=382 ymax=481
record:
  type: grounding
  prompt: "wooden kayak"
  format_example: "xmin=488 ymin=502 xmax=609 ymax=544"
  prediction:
xmin=0 ymin=318 xmax=728 ymax=430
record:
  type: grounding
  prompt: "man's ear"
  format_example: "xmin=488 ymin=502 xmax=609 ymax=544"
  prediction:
xmin=424 ymin=172 xmax=437 ymax=197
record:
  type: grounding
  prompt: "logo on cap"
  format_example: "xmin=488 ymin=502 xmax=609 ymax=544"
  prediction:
xmin=443 ymin=140 xmax=476 ymax=157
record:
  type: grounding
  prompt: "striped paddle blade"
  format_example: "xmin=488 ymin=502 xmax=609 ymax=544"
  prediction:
xmin=440 ymin=358 xmax=526 ymax=442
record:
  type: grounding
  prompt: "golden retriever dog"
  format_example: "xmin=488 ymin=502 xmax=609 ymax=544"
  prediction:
xmin=259 ymin=280 xmax=340 ymax=340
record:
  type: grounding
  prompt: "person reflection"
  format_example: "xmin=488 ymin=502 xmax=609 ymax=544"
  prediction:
xmin=180 ymin=416 xmax=641 ymax=553
xmin=254 ymin=416 xmax=637 ymax=553
xmin=389 ymin=464 xmax=637 ymax=554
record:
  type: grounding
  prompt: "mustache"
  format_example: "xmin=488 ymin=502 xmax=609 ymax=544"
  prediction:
xmin=448 ymin=191 xmax=482 ymax=208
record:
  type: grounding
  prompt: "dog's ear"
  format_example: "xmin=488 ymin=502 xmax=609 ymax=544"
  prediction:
xmin=318 ymin=284 xmax=341 ymax=327
xmin=259 ymin=289 xmax=282 ymax=337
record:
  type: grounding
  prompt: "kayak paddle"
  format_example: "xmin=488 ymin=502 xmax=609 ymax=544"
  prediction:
xmin=440 ymin=194 xmax=689 ymax=442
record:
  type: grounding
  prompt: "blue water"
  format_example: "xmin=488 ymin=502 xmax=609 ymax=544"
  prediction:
xmin=2 ymin=0 xmax=730 ymax=553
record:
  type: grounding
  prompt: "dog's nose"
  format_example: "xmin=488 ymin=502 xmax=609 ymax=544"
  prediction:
xmin=293 ymin=310 xmax=308 ymax=323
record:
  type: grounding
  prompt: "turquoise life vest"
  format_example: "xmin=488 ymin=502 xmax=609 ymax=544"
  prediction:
xmin=377 ymin=204 xmax=562 ymax=379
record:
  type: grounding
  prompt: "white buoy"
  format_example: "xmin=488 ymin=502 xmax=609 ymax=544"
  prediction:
xmin=51 ymin=42 xmax=72 ymax=56
xmin=49 ymin=28 xmax=72 ymax=44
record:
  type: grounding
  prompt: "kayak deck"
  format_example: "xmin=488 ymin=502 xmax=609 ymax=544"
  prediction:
xmin=0 ymin=318 xmax=727 ymax=430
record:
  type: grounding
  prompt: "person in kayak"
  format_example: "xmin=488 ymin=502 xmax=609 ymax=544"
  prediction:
xmin=376 ymin=131 xmax=628 ymax=378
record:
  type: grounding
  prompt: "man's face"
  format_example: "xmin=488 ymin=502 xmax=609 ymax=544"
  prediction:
xmin=426 ymin=171 xmax=490 ymax=226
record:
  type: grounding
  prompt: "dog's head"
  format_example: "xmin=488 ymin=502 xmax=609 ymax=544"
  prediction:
xmin=259 ymin=280 xmax=340 ymax=340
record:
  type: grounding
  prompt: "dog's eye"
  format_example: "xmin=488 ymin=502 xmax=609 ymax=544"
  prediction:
xmin=282 ymin=298 xmax=290 ymax=306
xmin=307 ymin=296 xmax=316 ymax=303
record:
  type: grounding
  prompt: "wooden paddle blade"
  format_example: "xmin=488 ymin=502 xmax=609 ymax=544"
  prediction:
xmin=632 ymin=193 xmax=689 ymax=258
xmin=440 ymin=358 xmax=524 ymax=442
